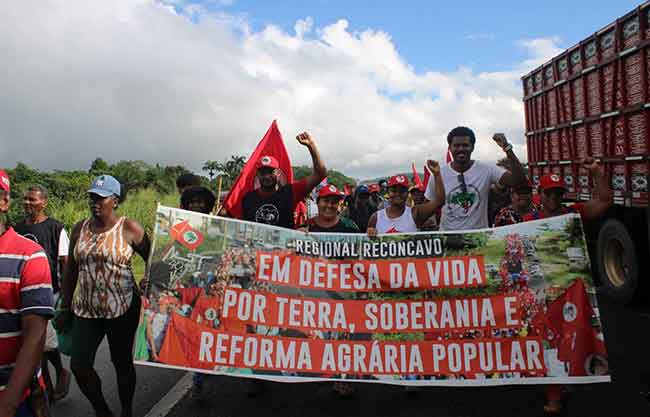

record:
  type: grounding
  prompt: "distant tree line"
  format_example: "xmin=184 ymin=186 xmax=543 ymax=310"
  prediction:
xmin=3 ymin=157 xmax=357 ymax=226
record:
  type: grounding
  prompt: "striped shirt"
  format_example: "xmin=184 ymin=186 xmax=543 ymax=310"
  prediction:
xmin=0 ymin=227 xmax=54 ymax=396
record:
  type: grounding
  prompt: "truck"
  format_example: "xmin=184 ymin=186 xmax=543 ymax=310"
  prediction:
xmin=521 ymin=2 xmax=650 ymax=304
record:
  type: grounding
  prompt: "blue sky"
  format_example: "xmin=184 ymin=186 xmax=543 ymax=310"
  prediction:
xmin=198 ymin=0 xmax=641 ymax=72
xmin=1 ymin=0 xmax=646 ymax=177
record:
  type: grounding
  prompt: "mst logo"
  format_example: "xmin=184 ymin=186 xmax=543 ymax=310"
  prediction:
xmin=255 ymin=204 xmax=280 ymax=224
xmin=447 ymin=184 xmax=480 ymax=217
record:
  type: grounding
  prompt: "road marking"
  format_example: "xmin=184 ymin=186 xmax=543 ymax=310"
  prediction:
xmin=143 ymin=372 xmax=192 ymax=417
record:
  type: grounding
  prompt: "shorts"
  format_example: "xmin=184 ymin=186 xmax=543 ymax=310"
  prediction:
xmin=70 ymin=295 xmax=141 ymax=368
xmin=44 ymin=321 xmax=58 ymax=351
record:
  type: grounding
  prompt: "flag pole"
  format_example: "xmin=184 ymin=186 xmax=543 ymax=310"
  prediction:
xmin=214 ymin=175 xmax=223 ymax=215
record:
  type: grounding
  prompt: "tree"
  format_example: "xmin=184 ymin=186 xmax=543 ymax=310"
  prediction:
xmin=293 ymin=166 xmax=356 ymax=190
xmin=221 ymin=156 xmax=246 ymax=188
xmin=89 ymin=158 xmax=110 ymax=175
xmin=110 ymin=160 xmax=150 ymax=195
xmin=202 ymin=160 xmax=220 ymax=181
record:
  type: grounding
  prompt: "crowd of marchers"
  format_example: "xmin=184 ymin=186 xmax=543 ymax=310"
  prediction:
xmin=0 ymin=125 xmax=612 ymax=417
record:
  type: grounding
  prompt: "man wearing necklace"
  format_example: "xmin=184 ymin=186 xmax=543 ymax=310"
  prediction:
xmin=424 ymin=126 xmax=527 ymax=231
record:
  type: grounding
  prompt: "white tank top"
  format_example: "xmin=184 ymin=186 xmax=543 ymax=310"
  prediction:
xmin=376 ymin=206 xmax=418 ymax=233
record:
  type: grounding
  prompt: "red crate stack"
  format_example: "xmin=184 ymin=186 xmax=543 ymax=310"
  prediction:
xmin=629 ymin=111 xmax=648 ymax=155
xmin=560 ymin=128 xmax=572 ymax=160
xmin=588 ymin=121 xmax=605 ymax=158
xmin=602 ymin=62 xmax=618 ymax=113
xmin=575 ymin=125 xmax=588 ymax=159
xmin=572 ymin=79 xmax=586 ymax=119
xmin=550 ymin=130 xmax=561 ymax=162
xmin=522 ymin=3 xmax=650 ymax=207
xmin=624 ymin=51 xmax=644 ymax=106
xmin=586 ymin=71 xmax=601 ymax=116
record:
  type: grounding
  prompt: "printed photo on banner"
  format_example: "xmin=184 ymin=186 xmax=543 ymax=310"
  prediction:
xmin=134 ymin=205 xmax=610 ymax=386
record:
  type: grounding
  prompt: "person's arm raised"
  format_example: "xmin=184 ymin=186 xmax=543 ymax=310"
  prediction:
xmin=413 ymin=160 xmax=445 ymax=226
xmin=581 ymin=158 xmax=613 ymax=221
xmin=296 ymin=132 xmax=327 ymax=192
xmin=493 ymin=133 xmax=526 ymax=188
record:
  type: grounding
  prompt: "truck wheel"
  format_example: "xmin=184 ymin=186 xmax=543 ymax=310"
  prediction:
xmin=597 ymin=219 xmax=639 ymax=305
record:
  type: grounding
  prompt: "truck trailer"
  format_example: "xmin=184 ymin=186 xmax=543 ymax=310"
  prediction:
xmin=522 ymin=1 xmax=650 ymax=304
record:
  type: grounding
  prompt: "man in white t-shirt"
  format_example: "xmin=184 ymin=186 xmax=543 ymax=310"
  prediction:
xmin=425 ymin=127 xmax=526 ymax=231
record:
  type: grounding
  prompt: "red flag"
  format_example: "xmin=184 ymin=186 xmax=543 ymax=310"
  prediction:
xmin=446 ymin=147 xmax=453 ymax=163
xmin=343 ymin=183 xmax=352 ymax=196
xmin=294 ymin=201 xmax=307 ymax=227
xmin=422 ymin=164 xmax=431 ymax=192
xmin=222 ymin=120 xmax=294 ymax=219
xmin=170 ymin=220 xmax=204 ymax=251
xmin=546 ymin=279 xmax=607 ymax=376
xmin=412 ymin=162 xmax=423 ymax=190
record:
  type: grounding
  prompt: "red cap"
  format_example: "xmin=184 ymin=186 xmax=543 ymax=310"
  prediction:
xmin=388 ymin=175 xmax=410 ymax=188
xmin=368 ymin=184 xmax=380 ymax=193
xmin=0 ymin=170 xmax=9 ymax=193
xmin=539 ymin=174 xmax=567 ymax=191
xmin=318 ymin=184 xmax=344 ymax=199
xmin=257 ymin=155 xmax=280 ymax=169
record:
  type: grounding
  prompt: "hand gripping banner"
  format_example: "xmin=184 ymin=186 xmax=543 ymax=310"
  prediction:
xmin=134 ymin=205 xmax=610 ymax=386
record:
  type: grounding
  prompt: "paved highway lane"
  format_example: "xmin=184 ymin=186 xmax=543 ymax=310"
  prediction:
xmin=166 ymin=296 xmax=650 ymax=417
xmin=50 ymin=340 xmax=184 ymax=417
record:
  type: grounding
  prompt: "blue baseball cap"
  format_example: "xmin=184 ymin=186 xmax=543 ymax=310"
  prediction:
xmin=356 ymin=185 xmax=369 ymax=194
xmin=88 ymin=175 xmax=121 ymax=198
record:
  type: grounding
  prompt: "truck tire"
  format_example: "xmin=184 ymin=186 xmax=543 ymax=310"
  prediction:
xmin=597 ymin=218 xmax=639 ymax=305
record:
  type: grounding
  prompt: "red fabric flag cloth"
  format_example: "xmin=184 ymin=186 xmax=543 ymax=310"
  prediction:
xmin=412 ymin=162 xmax=423 ymax=190
xmin=294 ymin=201 xmax=307 ymax=227
xmin=157 ymin=313 xmax=192 ymax=367
xmin=545 ymin=278 xmax=607 ymax=376
xmin=223 ymin=120 xmax=294 ymax=219
xmin=176 ymin=287 xmax=205 ymax=306
xmin=422 ymin=164 xmax=431 ymax=191
xmin=343 ymin=183 xmax=352 ymax=196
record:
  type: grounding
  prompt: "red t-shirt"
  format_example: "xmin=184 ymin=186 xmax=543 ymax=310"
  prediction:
xmin=522 ymin=203 xmax=585 ymax=221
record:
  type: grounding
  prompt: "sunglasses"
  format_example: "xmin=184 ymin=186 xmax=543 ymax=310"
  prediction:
xmin=457 ymin=174 xmax=467 ymax=194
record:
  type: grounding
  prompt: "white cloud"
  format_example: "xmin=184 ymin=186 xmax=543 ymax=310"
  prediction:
xmin=0 ymin=0 xmax=563 ymax=180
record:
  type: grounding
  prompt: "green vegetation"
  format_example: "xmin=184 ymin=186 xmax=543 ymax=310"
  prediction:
xmin=293 ymin=166 xmax=357 ymax=189
xmin=3 ymin=159 xmax=357 ymax=277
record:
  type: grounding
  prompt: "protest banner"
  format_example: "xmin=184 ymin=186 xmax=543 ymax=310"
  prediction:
xmin=134 ymin=205 xmax=610 ymax=386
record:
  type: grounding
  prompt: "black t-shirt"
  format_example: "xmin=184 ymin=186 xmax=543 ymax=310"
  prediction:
xmin=14 ymin=218 xmax=65 ymax=293
xmin=242 ymin=185 xmax=296 ymax=229
xmin=305 ymin=217 xmax=360 ymax=233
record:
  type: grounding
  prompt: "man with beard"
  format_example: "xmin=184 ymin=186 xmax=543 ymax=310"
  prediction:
xmin=424 ymin=127 xmax=527 ymax=231
xmin=367 ymin=160 xmax=445 ymax=234
xmin=14 ymin=185 xmax=72 ymax=403
xmin=242 ymin=132 xmax=326 ymax=229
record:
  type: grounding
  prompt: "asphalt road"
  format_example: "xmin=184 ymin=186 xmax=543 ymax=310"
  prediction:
xmin=49 ymin=340 xmax=184 ymax=417
xmin=43 ymin=289 xmax=650 ymax=417
xmin=166 ymin=295 xmax=650 ymax=417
